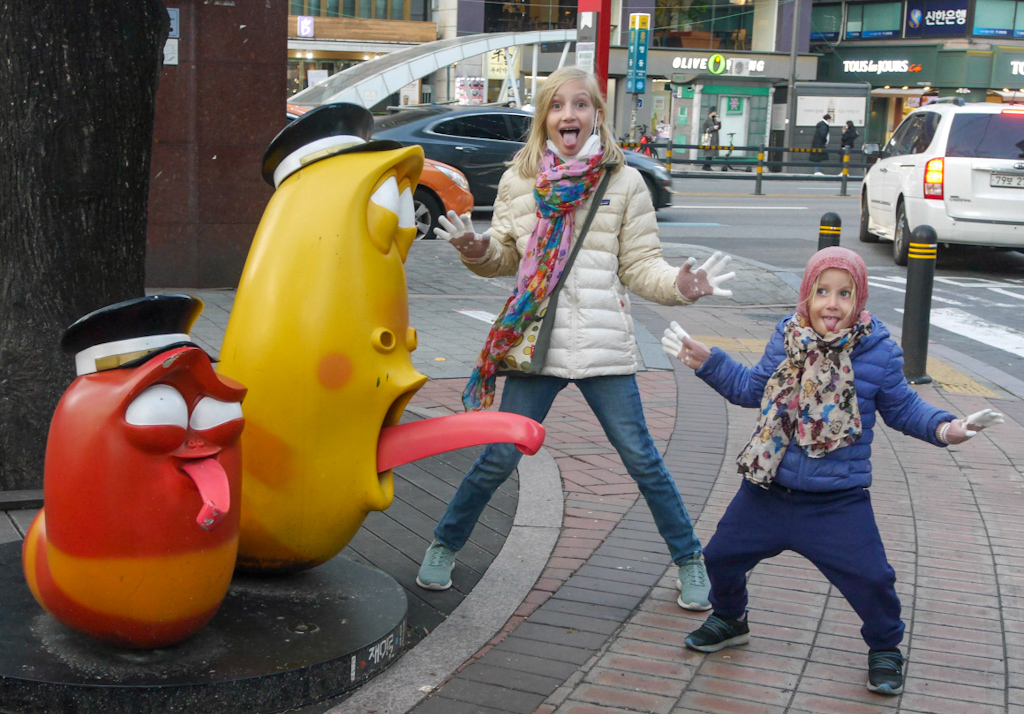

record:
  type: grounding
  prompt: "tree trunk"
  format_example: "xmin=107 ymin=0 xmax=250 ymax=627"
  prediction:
xmin=0 ymin=1 xmax=169 ymax=489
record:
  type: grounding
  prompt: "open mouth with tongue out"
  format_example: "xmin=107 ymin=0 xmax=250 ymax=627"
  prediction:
xmin=559 ymin=127 xmax=581 ymax=151
xmin=377 ymin=411 xmax=546 ymax=475
xmin=173 ymin=441 xmax=231 ymax=531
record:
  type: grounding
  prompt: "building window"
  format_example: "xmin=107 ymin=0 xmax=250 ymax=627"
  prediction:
xmin=326 ymin=0 xmax=340 ymax=16
xmin=846 ymin=1 xmax=902 ymax=38
xmin=484 ymin=0 xmax=577 ymax=33
xmin=308 ymin=0 xmax=321 ymax=15
xmin=344 ymin=0 xmax=356 ymax=16
xmin=360 ymin=0 xmax=371 ymax=17
xmin=652 ymin=0 xmax=754 ymax=50
xmin=811 ymin=4 xmax=843 ymax=42
xmin=973 ymin=0 xmax=1024 ymax=37
xmin=291 ymin=0 xmax=305 ymax=14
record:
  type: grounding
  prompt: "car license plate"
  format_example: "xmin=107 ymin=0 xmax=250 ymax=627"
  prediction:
xmin=990 ymin=173 xmax=1024 ymax=188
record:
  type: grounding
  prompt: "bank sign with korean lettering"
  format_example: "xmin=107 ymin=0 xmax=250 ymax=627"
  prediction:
xmin=905 ymin=0 xmax=968 ymax=37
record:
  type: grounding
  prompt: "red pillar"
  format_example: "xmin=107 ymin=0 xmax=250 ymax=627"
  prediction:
xmin=578 ymin=0 xmax=612 ymax=98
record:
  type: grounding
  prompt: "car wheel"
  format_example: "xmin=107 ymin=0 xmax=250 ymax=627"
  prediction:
xmin=893 ymin=202 xmax=910 ymax=266
xmin=413 ymin=187 xmax=442 ymax=241
xmin=859 ymin=193 xmax=879 ymax=243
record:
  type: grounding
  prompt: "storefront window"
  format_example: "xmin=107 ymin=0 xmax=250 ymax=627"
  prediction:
xmin=326 ymin=0 xmax=340 ymax=16
xmin=652 ymin=0 xmax=754 ymax=50
xmin=846 ymin=1 xmax=902 ymax=38
xmin=291 ymin=0 xmax=305 ymax=14
xmin=484 ymin=0 xmax=577 ymax=33
xmin=344 ymin=0 xmax=355 ymax=16
xmin=376 ymin=0 xmax=387 ymax=16
xmin=308 ymin=0 xmax=321 ymax=15
xmin=392 ymin=0 xmax=406 ymax=19
xmin=973 ymin=0 xmax=1024 ymax=37
xmin=360 ymin=0 xmax=371 ymax=17
xmin=811 ymin=4 xmax=843 ymax=42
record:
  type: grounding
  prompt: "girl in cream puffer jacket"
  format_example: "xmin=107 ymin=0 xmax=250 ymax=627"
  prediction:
xmin=463 ymin=163 xmax=691 ymax=379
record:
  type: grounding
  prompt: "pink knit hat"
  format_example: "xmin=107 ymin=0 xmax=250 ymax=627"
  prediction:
xmin=796 ymin=247 xmax=869 ymax=318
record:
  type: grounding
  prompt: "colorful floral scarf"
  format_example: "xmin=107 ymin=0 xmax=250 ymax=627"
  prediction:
xmin=736 ymin=311 xmax=873 ymax=486
xmin=462 ymin=148 xmax=605 ymax=411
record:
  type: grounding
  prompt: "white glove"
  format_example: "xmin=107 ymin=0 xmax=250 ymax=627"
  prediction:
xmin=435 ymin=210 xmax=490 ymax=261
xmin=676 ymin=251 xmax=735 ymax=301
xmin=661 ymin=321 xmax=711 ymax=370
xmin=938 ymin=408 xmax=1004 ymax=445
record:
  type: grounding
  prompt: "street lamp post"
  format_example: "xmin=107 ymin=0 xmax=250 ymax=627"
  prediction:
xmin=783 ymin=0 xmax=802 ymax=150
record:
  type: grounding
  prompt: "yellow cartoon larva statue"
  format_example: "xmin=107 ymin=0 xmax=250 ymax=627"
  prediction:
xmin=219 ymin=104 xmax=544 ymax=573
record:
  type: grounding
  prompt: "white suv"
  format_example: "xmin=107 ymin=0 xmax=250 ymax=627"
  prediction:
xmin=860 ymin=99 xmax=1024 ymax=265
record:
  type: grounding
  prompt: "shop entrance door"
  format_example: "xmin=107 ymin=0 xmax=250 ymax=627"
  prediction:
xmin=718 ymin=96 xmax=749 ymax=160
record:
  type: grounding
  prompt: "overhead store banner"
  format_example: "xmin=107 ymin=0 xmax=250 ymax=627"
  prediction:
xmin=905 ymin=0 xmax=969 ymax=37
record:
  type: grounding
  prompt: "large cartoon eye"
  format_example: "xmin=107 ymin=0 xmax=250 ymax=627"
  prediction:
xmin=126 ymin=385 xmax=188 ymax=427
xmin=367 ymin=175 xmax=400 ymax=254
xmin=190 ymin=397 xmax=243 ymax=430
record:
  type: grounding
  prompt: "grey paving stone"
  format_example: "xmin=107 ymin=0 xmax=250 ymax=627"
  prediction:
xmin=527 ymin=609 xmax=624 ymax=636
xmin=459 ymin=661 xmax=566 ymax=696
xmin=474 ymin=650 xmax=580 ymax=680
xmin=512 ymin=621 xmax=611 ymax=650
xmin=550 ymin=585 xmax=643 ymax=610
xmin=563 ymin=575 xmax=653 ymax=599
xmin=434 ymin=677 xmax=546 ymax=714
xmin=493 ymin=636 xmax=596 ymax=666
xmin=539 ymin=597 xmax=635 ymax=623
xmin=574 ymin=564 xmax=663 ymax=586
xmin=412 ymin=694 xmax=509 ymax=714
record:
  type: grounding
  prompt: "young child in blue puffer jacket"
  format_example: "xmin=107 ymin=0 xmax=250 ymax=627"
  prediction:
xmin=661 ymin=246 xmax=1003 ymax=697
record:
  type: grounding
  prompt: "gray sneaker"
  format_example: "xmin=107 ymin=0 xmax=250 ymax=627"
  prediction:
xmin=416 ymin=540 xmax=456 ymax=590
xmin=676 ymin=553 xmax=712 ymax=611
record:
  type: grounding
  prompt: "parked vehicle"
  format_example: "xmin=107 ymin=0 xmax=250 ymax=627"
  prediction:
xmin=286 ymin=104 xmax=473 ymax=240
xmin=860 ymin=98 xmax=1024 ymax=265
xmin=370 ymin=105 xmax=674 ymax=209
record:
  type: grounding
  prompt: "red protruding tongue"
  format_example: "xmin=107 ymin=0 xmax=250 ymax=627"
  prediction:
xmin=181 ymin=458 xmax=231 ymax=531
xmin=377 ymin=412 xmax=546 ymax=473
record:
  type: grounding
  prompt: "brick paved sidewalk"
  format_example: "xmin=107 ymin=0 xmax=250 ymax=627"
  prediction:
xmin=408 ymin=301 xmax=1024 ymax=714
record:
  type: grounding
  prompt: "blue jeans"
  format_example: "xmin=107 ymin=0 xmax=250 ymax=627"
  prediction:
xmin=434 ymin=374 xmax=702 ymax=565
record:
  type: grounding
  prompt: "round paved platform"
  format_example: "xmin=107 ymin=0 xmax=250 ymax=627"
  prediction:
xmin=0 ymin=541 xmax=406 ymax=713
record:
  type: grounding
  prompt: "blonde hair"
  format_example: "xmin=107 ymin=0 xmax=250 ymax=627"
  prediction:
xmin=512 ymin=66 xmax=624 ymax=178
xmin=800 ymin=270 xmax=857 ymax=324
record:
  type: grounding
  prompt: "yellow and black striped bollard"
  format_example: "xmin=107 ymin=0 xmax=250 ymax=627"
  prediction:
xmin=818 ymin=212 xmax=841 ymax=250
xmin=902 ymin=225 xmax=938 ymax=383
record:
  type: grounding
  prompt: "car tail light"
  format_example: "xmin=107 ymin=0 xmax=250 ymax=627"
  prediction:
xmin=924 ymin=157 xmax=943 ymax=199
xmin=1001 ymin=108 xmax=1024 ymax=115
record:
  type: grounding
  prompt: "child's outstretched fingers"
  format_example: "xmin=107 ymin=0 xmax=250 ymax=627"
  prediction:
xmin=661 ymin=321 xmax=688 ymax=359
xmin=682 ymin=336 xmax=712 ymax=370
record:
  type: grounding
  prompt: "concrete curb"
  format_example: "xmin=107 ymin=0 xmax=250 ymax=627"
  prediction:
xmin=334 ymin=446 xmax=564 ymax=714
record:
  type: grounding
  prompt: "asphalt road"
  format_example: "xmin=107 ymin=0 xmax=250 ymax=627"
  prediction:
xmin=656 ymin=177 xmax=1024 ymax=383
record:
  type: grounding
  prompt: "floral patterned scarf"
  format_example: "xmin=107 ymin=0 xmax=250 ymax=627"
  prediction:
xmin=736 ymin=311 xmax=873 ymax=486
xmin=462 ymin=148 xmax=605 ymax=411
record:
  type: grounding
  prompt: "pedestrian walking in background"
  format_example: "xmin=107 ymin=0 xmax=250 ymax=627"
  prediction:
xmin=700 ymin=107 xmax=721 ymax=171
xmin=841 ymin=120 xmax=859 ymax=150
xmin=662 ymin=246 xmax=1004 ymax=696
xmin=811 ymin=112 xmax=831 ymax=175
xmin=418 ymin=65 xmax=737 ymax=612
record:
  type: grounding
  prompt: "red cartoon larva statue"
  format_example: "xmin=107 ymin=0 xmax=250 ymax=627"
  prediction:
xmin=21 ymin=295 xmax=246 ymax=648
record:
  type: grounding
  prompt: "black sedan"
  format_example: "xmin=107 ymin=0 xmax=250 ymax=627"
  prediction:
xmin=371 ymin=105 xmax=673 ymax=211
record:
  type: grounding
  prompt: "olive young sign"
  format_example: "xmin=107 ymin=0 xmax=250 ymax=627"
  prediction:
xmin=672 ymin=54 xmax=766 ymax=74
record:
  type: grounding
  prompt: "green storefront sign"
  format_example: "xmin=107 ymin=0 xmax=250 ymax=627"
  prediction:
xmin=819 ymin=46 xmax=938 ymax=86
xmin=992 ymin=47 xmax=1024 ymax=88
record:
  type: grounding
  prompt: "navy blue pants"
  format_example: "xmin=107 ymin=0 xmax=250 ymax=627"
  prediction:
xmin=704 ymin=480 xmax=904 ymax=651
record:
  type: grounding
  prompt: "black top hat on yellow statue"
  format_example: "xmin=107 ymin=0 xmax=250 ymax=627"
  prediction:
xmin=262 ymin=103 xmax=403 ymax=188
xmin=61 ymin=295 xmax=205 ymax=376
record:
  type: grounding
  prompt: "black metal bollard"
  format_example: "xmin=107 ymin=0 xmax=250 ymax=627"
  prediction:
xmin=902 ymin=225 xmax=938 ymax=384
xmin=840 ymin=147 xmax=849 ymax=197
xmin=755 ymin=145 xmax=764 ymax=196
xmin=818 ymin=212 xmax=841 ymax=250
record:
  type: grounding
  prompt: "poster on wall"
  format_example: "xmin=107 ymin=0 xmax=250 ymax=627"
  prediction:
xmin=796 ymin=96 xmax=866 ymax=126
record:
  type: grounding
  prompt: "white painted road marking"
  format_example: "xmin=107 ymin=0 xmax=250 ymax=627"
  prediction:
xmin=455 ymin=309 xmax=498 ymax=323
xmin=929 ymin=308 xmax=1024 ymax=358
xmin=867 ymin=280 xmax=964 ymax=305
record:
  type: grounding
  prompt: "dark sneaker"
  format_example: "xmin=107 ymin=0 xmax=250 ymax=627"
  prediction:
xmin=867 ymin=648 xmax=905 ymax=695
xmin=684 ymin=613 xmax=750 ymax=653
xmin=416 ymin=541 xmax=455 ymax=591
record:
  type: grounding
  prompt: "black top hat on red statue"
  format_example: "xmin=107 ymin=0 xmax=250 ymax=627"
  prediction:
xmin=61 ymin=295 xmax=205 ymax=377
xmin=261 ymin=103 xmax=403 ymax=188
